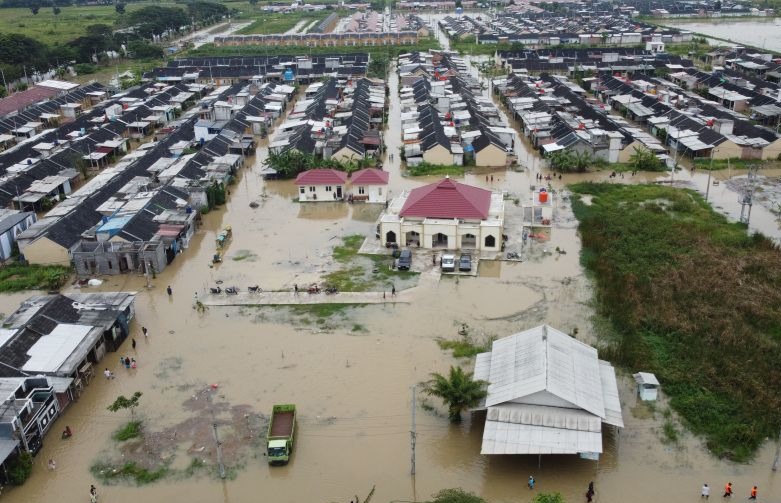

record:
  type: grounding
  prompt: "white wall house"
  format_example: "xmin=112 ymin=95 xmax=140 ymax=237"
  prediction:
xmin=0 ymin=210 xmax=37 ymax=261
xmin=349 ymin=168 xmax=389 ymax=204
xmin=295 ymin=169 xmax=348 ymax=202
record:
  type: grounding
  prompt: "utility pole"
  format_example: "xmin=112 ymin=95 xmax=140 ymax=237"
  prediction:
xmin=206 ymin=389 xmax=227 ymax=479
xmin=410 ymin=384 xmax=416 ymax=476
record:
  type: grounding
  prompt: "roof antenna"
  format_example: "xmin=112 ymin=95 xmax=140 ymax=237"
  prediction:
xmin=542 ymin=325 xmax=547 ymax=341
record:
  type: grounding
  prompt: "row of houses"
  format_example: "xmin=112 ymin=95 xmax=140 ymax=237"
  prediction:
xmin=145 ymin=54 xmax=370 ymax=86
xmin=595 ymin=73 xmax=781 ymax=160
xmin=398 ymin=51 xmax=515 ymax=168
xmin=498 ymin=73 xmax=649 ymax=164
xmin=214 ymin=31 xmax=420 ymax=48
xmin=0 ymin=292 xmax=136 ymax=481
xmin=270 ymin=76 xmax=387 ymax=166
xmin=438 ymin=13 xmax=693 ymax=48
xmin=498 ymin=47 xmax=693 ymax=76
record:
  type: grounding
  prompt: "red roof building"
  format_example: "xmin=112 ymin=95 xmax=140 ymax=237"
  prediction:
xmin=294 ymin=169 xmax=348 ymax=185
xmin=400 ymin=177 xmax=491 ymax=220
xmin=351 ymin=168 xmax=389 ymax=185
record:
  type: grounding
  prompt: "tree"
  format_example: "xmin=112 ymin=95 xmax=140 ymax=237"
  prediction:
xmin=7 ymin=451 xmax=33 ymax=486
xmin=0 ymin=85 xmax=6 ymax=99
xmin=52 ymin=6 xmax=61 ymax=16
xmin=248 ymin=0 xmax=258 ymax=5
xmin=629 ymin=146 xmax=662 ymax=172
xmin=115 ymin=2 xmax=125 ymax=14
xmin=30 ymin=0 xmax=41 ymax=15
xmin=421 ymin=366 xmax=487 ymax=422
xmin=431 ymin=488 xmax=486 ymax=503
xmin=107 ymin=391 xmax=143 ymax=419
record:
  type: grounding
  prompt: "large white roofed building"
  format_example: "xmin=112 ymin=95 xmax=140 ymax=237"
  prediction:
xmin=473 ymin=325 xmax=623 ymax=458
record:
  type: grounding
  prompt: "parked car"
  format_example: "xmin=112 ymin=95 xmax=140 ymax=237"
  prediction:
xmin=397 ymin=249 xmax=412 ymax=270
xmin=459 ymin=253 xmax=472 ymax=272
xmin=441 ymin=253 xmax=456 ymax=272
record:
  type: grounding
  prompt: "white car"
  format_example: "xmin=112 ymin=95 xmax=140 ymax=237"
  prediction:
xmin=441 ymin=254 xmax=456 ymax=272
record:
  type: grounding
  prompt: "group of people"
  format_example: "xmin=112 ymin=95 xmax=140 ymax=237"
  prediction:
xmin=537 ymin=173 xmax=562 ymax=181
xmin=119 ymin=356 xmax=137 ymax=369
xmin=705 ymin=482 xmax=758 ymax=500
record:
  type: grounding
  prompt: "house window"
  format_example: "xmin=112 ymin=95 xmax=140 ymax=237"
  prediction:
xmin=358 ymin=186 xmax=365 ymax=195
xmin=325 ymin=186 xmax=332 ymax=192
xmin=378 ymin=187 xmax=382 ymax=195
xmin=309 ymin=186 xmax=316 ymax=192
xmin=299 ymin=187 xmax=305 ymax=194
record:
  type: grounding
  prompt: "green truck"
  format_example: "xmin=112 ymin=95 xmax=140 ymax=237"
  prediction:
xmin=267 ymin=404 xmax=296 ymax=465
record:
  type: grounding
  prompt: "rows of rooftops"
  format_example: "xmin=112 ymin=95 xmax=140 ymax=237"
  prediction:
xmin=397 ymin=51 xmax=515 ymax=167
xmin=214 ymin=30 xmax=421 ymax=46
xmin=494 ymin=60 xmax=780 ymax=162
xmin=0 ymin=62 xmax=324 ymax=264
xmin=439 ymin=13 xmax=694 ymax=45
xmin=269 ymin=76 xmax=387 ymax=164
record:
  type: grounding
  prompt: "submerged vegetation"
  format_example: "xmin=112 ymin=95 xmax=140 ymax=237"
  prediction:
xmin=0 ymin=263 xmax=70 ymax=292
xmin=571 ymin=182 xmax=781 ymax=461
xmin=324 ymin=235 xmax=418 ymax=292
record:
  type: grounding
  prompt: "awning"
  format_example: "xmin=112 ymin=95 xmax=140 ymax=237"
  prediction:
xmin=0 ymin=439 xmax=19 ymax=464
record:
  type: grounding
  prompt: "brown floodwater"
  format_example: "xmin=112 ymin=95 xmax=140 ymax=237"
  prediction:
xmin=2 ymin=42 xmax=781 ymax=503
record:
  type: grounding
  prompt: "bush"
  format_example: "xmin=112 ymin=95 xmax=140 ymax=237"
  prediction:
xmin=74 ymin=63 xmax=97 ymax=75
xmin=0 ymin=264 xmax=70 ymax=292
xmin=7 ymin=452 xmax=33 ymax=486
xmin=431 ymin=488 xmax=485 ymax=503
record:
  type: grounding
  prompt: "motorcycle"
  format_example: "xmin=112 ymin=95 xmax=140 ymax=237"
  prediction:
xmin=506 ymin=252 xmax=520 ymax=260
xmin=307 ymin=284 xmax=321 ymax=294
xmin=324 ymin=286 xmax=338 ymax=295
xmin=248 ymin=285 xmax=262 ymax=293
xmin=209 ymin=286 xmax=222 ymax=294
xmin=225 ymin=286 xmax=239 ymax=295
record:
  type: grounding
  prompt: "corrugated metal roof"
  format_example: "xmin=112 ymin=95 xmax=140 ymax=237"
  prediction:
xmin=484 ymin=325 xmax=606 ymax=420
xmin=482 ymin=404 xmax=603 ymax=455
xmin=599 ymin=361 xmax=624 ymax=428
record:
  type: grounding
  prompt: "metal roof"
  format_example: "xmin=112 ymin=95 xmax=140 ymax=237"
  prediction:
xmin=474 ymin=325 xmax=623 ymax=456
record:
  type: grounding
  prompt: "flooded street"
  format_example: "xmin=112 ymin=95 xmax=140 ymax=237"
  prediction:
xmin=2 ymin=32 xmax=781 ymax=503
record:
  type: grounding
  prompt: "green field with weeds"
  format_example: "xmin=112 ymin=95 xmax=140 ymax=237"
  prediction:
xmin=571 ymin=182 xmax=781 ymax=461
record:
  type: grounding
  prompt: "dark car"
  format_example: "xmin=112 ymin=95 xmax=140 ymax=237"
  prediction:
xmin=459 ymin=253 xmax=472 ymax=272
xmin=397 ymin=249 xmax=412 ymax=270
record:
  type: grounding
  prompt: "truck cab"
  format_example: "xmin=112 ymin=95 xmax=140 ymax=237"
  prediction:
xmin=267 ymin=439 xmax=291 ymax=465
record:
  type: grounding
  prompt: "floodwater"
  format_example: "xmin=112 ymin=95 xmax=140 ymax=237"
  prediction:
xmin=2 ymin=33 xmax=781 ymax=503
xmin=662 ymin=17 xmax=781 ymax=51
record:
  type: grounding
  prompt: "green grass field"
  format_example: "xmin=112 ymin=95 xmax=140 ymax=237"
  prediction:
xmin=237 ymin=11 xmax=330 ymax=35
xmin=0 ymin=3 xmax=176 ymax=45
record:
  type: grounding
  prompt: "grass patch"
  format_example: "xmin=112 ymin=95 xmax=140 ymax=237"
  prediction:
xmin=91 ymin=461 xmax=169 ymax=485
xmin=662 ymin=419 xmax=680 ymax=444
xmin=332 ymin=235 xmax=364 ymax=262
xmin=113 ymin=421 xmax=142 ymax=441
xmin=323 ymin=235 xmax=419 ymax=292
xmin=406 ymin=162 xmax=466 ymax=177
xmin=351 ymin=323 xmax=367 ymax=333
xmin=0 ymin=263 xmax=70 ymax=292
xmin=289 ymin=303 xmax=358 ymax=319
xmin=570 ymin=182 xmax=781 ymax=461
xmin=692 ymin=158 xmax=780 ymax=171
xmin=437 ymin=326 xmax=495 ymax=358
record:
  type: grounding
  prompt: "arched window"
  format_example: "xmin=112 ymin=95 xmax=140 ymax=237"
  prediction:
xmin=484 ymin=235 xmax=496 ymax=248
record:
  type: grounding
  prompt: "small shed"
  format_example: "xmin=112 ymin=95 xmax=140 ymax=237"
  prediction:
xmin=633 ymin=372 xmax=660 ymax=401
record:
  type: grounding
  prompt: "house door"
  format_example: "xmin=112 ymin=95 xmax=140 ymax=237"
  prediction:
xmin=433 ymin=233 xmax=448 ymax=248
xmin=336 ymin=186 xmax=342 ymax=199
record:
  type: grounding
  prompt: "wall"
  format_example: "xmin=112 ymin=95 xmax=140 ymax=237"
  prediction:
xmin=20 ymin=237 xmax=69 ymax=266
xmin=298 ymin=184 xmax=345 ymax=202
xmin=475 ymin=144 xmax=507 ymax=167
xmin=422 ymin=144 xmax=453 ymax=165
xmin=352 ymin=184 xmax=387 ymax=203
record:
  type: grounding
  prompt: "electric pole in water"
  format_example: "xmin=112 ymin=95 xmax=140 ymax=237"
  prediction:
xmin=410 ymin=384 xmax=416 ymax=476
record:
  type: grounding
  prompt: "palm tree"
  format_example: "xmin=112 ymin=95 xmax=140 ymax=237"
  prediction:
xmin=422 ymin=366 xmax=488 ymax=422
